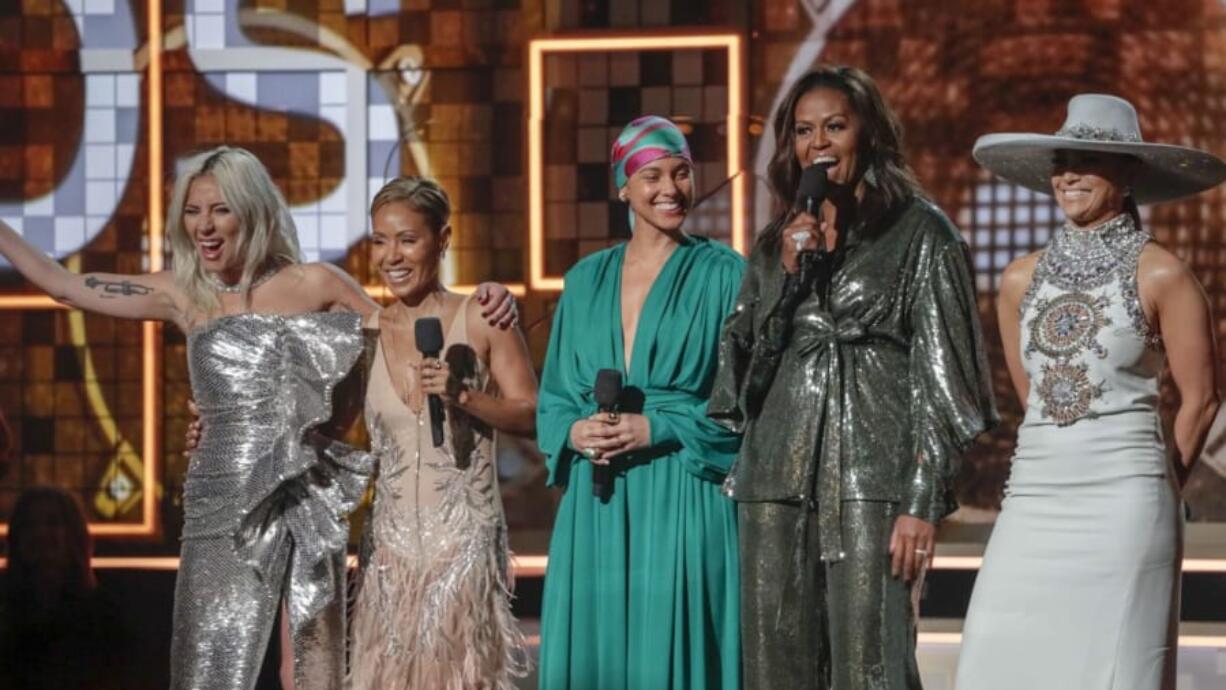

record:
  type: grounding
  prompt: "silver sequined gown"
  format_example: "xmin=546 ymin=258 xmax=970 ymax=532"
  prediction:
xmin=173 ymin=312 xmax=374 ymax=690
xmin=347 ymin=304 xmax=529 ymax=689
xmin=956 ymin=215 xmax=1180 ymax=690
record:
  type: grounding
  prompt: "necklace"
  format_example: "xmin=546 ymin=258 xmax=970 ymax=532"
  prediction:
xmin=204 ymin=265 xmax=280 ymax=293
xmin=1039 ymin=214 xmax=1148 ymax=292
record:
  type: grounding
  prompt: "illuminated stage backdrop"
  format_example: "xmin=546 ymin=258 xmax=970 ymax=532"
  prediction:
xmin=4 ymin=0 xmax=1226 ymax=549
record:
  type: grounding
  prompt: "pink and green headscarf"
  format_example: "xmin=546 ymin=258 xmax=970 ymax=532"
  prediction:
xmin=610 ymin=115 xmax=693 ymax=189
xmin=610 ymin=116 xmax=693 ymax=230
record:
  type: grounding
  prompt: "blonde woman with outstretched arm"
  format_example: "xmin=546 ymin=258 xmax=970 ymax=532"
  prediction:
xmin=0 ymin=145 xmax=514 ymax=690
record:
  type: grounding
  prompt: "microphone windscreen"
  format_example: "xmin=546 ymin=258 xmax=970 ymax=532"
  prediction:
xmin=796 ymin=163 xmax=829 ymax=209
xmin=414 ymin=317 xmax=445 ymax=355
xmin=594 ymin=369 xmax=623 ymax=408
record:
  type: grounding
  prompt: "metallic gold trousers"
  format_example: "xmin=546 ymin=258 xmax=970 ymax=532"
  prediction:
xmin=739 ymin=500 xmax=922 ymax=690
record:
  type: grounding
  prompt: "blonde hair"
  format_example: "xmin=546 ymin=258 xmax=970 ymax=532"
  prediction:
xmin=166 ymin=146 xmax=301 ymax=314
xmin=370 ymin=176 xmax=451 ymax=231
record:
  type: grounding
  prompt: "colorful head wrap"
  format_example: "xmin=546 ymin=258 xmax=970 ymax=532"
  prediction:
xmin=610 ymin=116 xmax=693 ymax=189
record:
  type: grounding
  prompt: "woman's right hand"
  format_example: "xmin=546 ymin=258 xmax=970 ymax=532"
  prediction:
xmin=569 ymin=416 xmax=619 ymax=466
xmin=779 ymin=212 xmax=822 ymax=273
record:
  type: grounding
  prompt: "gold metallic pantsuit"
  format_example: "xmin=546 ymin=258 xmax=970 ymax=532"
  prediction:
xmin=739 ymin=500 xmax=919 ymax=690
xmin=710 ymin=198 xmax=998 ymax=689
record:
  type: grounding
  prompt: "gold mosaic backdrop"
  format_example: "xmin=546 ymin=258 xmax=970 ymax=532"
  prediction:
xmin=4 ymin=0 xmax=1226 ymax=552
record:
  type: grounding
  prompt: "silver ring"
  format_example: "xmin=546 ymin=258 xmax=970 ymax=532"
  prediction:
xmin=915 ymin=548 xmax=929 ymax=556
xmin=582 ymin=447 xmax=598 ymax=459
xmin=791 ymin=230 xmax=811 ymax=252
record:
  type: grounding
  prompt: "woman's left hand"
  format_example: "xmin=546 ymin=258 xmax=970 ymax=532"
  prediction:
xmin=889 ymin=514 xmax=936 ymax=583
xmin=419 ymin=358 xmax=469 ymax=407
xmin=591 ymin=412 xmax=651 ymax=460
xmin=475 ymin=282 xmax=519 ymax=330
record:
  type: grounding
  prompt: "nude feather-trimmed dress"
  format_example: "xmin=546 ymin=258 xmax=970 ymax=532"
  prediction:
xmin=347 ymin=301 xmax=530 ymax=689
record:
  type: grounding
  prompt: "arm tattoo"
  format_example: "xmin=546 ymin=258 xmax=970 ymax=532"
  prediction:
xmin=84 ymin=275 xmax=154 ymax=298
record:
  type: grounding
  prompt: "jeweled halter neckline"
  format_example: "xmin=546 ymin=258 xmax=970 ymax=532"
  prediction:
xmin=1040 ymin=213 xmax=1148 ymax=292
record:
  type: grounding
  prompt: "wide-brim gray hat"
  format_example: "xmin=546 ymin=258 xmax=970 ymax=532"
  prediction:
xmin=972 ymin=94 xmax=1226 ymax=205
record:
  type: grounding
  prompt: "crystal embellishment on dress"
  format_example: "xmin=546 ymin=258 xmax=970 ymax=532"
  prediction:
xmin=1026 ymin=292 xmax=1111 ymax=360
xmin=1019 ymin=213 xmax=1158 ymax=425
xmin=1019 ymin=214 xmax=1149 ymax=318
xmin=1036 ymin=361 xmax=1104 ymax=426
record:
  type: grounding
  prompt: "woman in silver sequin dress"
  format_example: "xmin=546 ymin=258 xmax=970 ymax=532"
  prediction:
xmin=0 ymin=146 xmax=516 ymax=690
xmin=956 ymin=95 xmax=1225 ymax=689
xmin=346 ymin=177 xmax=536 ymax=689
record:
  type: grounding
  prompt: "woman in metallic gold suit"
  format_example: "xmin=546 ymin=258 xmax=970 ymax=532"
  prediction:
xmin=709 ymin=65 xmax=997 ymax=689
xmin=0 ymin=146 xmax=514 ymax=690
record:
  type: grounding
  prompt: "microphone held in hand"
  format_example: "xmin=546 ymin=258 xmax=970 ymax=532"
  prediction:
xmin=415 ymin=317 xmax=446 ymax=448
xmin=794 ymin=162 xmax=837 ymax=300
xmin=796 ymin=161 xmax=832 ymax=218
xmin=591 ymin=369 xmax=623 ymax=499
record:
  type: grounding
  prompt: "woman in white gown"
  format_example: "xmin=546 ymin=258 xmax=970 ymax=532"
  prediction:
xmin=955 ymin=94 xmax=1224 ymax=689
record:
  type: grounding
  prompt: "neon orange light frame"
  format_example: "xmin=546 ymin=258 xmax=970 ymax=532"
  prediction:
xmin=527 ymin=33 xmax=747 ymax=292
xmin=0 ymin=0 xmax=163 ymax=537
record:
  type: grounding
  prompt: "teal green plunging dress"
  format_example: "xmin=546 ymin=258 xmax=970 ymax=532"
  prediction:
xmin=537 ymin=236 xmax=745 ymax=690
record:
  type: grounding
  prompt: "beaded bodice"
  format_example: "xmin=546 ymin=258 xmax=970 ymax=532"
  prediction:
xmin=1018 ymin=214 xmax=1164 ymax=427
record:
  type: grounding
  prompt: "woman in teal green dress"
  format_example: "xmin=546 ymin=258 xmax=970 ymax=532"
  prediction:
xmin=537 ymin=116 xmax=744 ymax=689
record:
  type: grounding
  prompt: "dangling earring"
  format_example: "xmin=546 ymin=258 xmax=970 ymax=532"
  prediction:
xmin=863 ymin=164 xmax=880 ymax=189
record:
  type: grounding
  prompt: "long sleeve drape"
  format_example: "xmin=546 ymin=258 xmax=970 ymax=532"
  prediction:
xmin=708 ymin=198 xmax=997 ymax=560
xmin=537 ymin=237 xmax=745 ymax=487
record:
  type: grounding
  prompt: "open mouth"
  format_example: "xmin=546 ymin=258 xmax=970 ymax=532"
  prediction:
xmin=812 ymin=155 xmax=837 ymax=166
xmin=653 ymin=200 xmax=684 ymax=215
xmin=383 ymin=268 xmax=414 ymax=285
xmin=198 ymin=238 xmax=224 ymax=262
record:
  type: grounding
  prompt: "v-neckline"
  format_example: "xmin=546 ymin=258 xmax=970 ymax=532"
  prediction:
xmin=375 ymin=297 xmax=466 ymax=416
xmin=614 ymin=238 xmax=687 ymax=379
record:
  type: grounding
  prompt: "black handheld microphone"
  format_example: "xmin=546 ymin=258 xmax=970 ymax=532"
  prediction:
xmin=794 ymin=162 xmax=836 ymax=298
xmin=796 ymin=161 xmax=832 ymax=218
xmin=415 ymin=317 xmax=446 ymax=447
xmin=591 ymin=369 xmax=623 ymax=498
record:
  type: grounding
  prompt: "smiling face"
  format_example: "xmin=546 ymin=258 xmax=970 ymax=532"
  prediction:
xmin=1050 ymin=149 xmax=1136 ymax=227
xmin=370 ymin=200 xmax=449 ymax=302
xmin=182 ymin=175 xmax=243 ymax=281
xmin=622 ymin=156 xmax=694 ymax=234
xmin=792 ymin=86 xmax=863 ymax=188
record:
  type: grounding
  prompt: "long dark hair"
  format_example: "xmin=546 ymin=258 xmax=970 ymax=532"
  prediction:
xmin=761 ymin=65 xmax=922 ymax=248
xmin=5 ymin=487 xmax=97 ymax=600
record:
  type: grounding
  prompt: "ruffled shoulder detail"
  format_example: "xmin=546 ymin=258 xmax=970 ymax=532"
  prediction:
xmin=233 ymin=311 xmax=376 ymax=627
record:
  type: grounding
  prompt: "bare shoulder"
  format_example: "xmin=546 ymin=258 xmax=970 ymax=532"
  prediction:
xmin=999 ymin=251 xmax=1041 ymax=302
xmin=1137 ymin=242 xmax=1196 ymax=293
xmin=463 ymin=291 xmax=495 ymax=337
xmin=295 ymin=262 xmax=346 ymax=286
xmin=297 ymin=262 xmax=377 ymax=314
